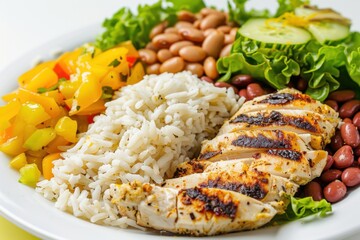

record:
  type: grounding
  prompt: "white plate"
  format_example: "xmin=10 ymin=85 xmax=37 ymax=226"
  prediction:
xmin=1 ymin=1 xmax=360 ymax=240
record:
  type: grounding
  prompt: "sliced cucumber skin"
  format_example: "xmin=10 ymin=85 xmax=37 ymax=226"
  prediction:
xmin=239 ymin=18 xmax=312 ymax=45
xmin=307 ymin=22 xmax=350 ymax=43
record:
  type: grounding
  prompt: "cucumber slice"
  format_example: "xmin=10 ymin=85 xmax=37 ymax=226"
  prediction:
xmin=238 ymin=18 xmax=312 ymax=45
xmin=307 ymin=22 xmax=350 ymax=43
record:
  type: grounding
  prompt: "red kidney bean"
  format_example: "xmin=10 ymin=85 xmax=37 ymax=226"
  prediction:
xmin=304 ymin=181 xmax=323 ymax=201
xmin=343 ymin=118 xmax=353 ymax=124
xmin=323 ymin=155 xmax=334 ymax=171
xmin=340 ymin=123 xmax=360 ymax=148
xmin=200 ymin=76 xmax=214 ymax=83
xmin=324 ymin=100 xmax=339 ymax=112
xmin=214 ymin=82 xmax=239 ymax=94
xmin=238 ymin=89 xmax=248 ymax=100
xmin=341 ymin=167 xmax=360 ymax=187
xmin=323 ymin=180 xmax=347 ymax=203
xmin=321 ymin=169 xmax=342 ymax=183
xmin=296 ymin=78 xmax=308 ymax=91
xmin=354 ymin=146 xmax=360 ymax=157
xmin=247 ymin=83 xmax=265 ymax=100
xmin=330 ymin=130 xmax=344 ymax=151
xmin=353 ymin=112 xmax=360 ymax=129
xmin=333 ymin=145 xmax=354 ymax=169
xmin=339 ymin=100 xmax=360 ymax=118
xmin=231 ymin=74 xmax=253 ymax=87
xmin=328 ymin=90 xmax=356 ymax=102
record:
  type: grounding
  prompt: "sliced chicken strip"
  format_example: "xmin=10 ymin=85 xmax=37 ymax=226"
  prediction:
xmin=199 ymin=130 xmax=312 ymax=162
xmin=219 ymin=109 xmax=338 ymax=146
xmin=238 ymin=88 xmax=339 ymax=121
xmin=111 ymin=182 xmax=277 ymax=236
xmin=164 ymin=162 xmax=298 ymax=213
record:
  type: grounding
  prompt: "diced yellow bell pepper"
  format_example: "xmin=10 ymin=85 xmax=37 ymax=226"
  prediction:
xmin=101 ymin=70 xmax=127 ymax=90
xmin=117 ymin=41 xmax=139 ymax=58
xmin=58 ymin=79 xmax=82 ymax=100
xmin=92 ymin=47 xmax=128 ymax=66
xmin=10 ymin=153 xmax=27 ymax=170
xmin=42 ymin=90 xmax=65 ymax=105
xmin=77 ymin=99 xmax=106 ymax=116
xmin=0 ymin=100 xmax=21 ymax=131
xmin=89 ymin=64 xmax=110 ymax=79
xmin=127 ymin=62 xmax=145 ymax=85
xmin=55 ymin=116 xmax=77 ymax=142
xmin=2 ymin=90 xmax=18 ymax=102
xmin=0 ymin=136 xmax=25 ymax=156
xmin=18 ymin=163 xmax=41 ymax=187
xmin=56 ymin=48 xmax=82 ymax=75
xmin=17 ymin=102 xmax=51 ymax=126
xmin=25 ymin=67 xmax=58 ymax=92
xmin=45 ymin=135 xmax=69 ymax=153
xmin=18 ymin=61 xmax=56 ymax=87
xmin=0 ymin=126 xmax=13 ymax=145
xmin=23 ymin=128 xmax=56 ymax=151
xmin=42 ymin=153 xmax=62 ymax=180
xmin=11 ymin=118 xmax=36 ymax=140
xmin=70 ymin=74 xmax=102 ymax=115
xmin=18 ymin=88 xmax=61 ymax=118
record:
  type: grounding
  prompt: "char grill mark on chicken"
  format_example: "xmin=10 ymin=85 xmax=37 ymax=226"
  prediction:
xmin=110 ymin=88 xmax=340 ymax=235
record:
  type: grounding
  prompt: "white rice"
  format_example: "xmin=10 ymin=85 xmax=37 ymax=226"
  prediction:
xmin=36 ymin=71 xmax=243 ymax=227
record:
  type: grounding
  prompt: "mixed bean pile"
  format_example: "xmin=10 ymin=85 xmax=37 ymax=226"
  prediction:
xmin=139 ymin=8 xmax=236 ymax=80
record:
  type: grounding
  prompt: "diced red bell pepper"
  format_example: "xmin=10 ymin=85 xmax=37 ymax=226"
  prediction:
xmin=126 ymin=56 xmax=137 ymax=68
xmin=87 ymin=114 xmax=96 ymax=124
xmin=54 ymin=63 xmax=70 ymax=80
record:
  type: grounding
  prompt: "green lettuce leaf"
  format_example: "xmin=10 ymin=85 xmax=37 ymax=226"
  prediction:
xmin=227 ymin=0 xmax=270 ymax=25
xmin=96 ymin=0 xmax=205 ymax=50
xmin=273 ymin=196 xmax=332 ymax=222
xmin=275 ymin=0 xmax=310 ymax=17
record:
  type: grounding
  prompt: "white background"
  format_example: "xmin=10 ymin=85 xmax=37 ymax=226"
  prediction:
xmin=0 ymin=0 xmax=359 ymax=239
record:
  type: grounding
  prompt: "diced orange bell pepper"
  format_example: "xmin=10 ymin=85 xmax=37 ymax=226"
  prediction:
xmin=127 ymin=62 xmax=145 ymax=85
xmin=18 ymin=61 xmax=56 ymax=87
xmin=54 ymin=49 xmax=82 ymax=79
xmin=18 ymin=88 xmax=61 ymax=118
xmin=118 ymin=41 xmax=139 ymax=58
xmin=0 ymin=126 xmax=13 ymax=145
xmin=45 ymin=135 xmax=69 ymax=154
xmin=69 ymin=74 xmax=102 ymax=115
xmin=0 ymin=100 xmax=21 ymax=131
xmin=42 ymin=152 xmax=62 ymax=180
xmin=25 ymin=67 xmax=58 ymax=92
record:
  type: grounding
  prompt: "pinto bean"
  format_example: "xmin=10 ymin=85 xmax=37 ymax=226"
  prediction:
xmin=333 ymin=145 xmax=354 ymax=169
xmin=341 ymin=167 xmax=360 ymax=187
xmin=202 ymin=30 xmax=224 ymax=58
xmin=150 ymin=22 xmax=166 ymax=39
xmin=146 ymin=63 xmax=160 ymax=75
xmin=323 ymin=180 xmax=347 ymax=203
xmin=159 ymin=57 xmax=185 ymax=73
xmin=200 ymin=8 xmax=221 ymax=17
xmin=185 ymin=63 xmax=204 ymax=77
xmin=324 ymin=100 xmax=339 ymax=112
xmin=169 ymin=41 xmax=194 ymax=56
xmin=220 ymin=44 xmax=232 ymax=57
xmin=145 ymin=42 xmax=159 ymax=52
xmin=247 ymin=83 xmax=265 ymax=100
xmin=177 ymin=11 xmax=197 ymax=23
xmin=339 ymin=100 xmax=360 ymax=118
xmin=164 ymin=27 xmax=178 ymax=34
xmin=304 ymin=181 xmax=323 ymax=201
xmin=352 ymin=112 xmax=360 ymax=128
xmin=203 ymin=28 xmax=216 ymax=37
xmin=179 ymin=46 xmax=206 ymax=62
xmin=178 ymin=27 xmax=205 ymax=42
xmin=231 ymin=74 xmax=253 ymax=87
xmin=330 ymin=130 xmax=344 ymax=151
xmin=152 ymin=33 xmax=183 ymax=49
xmin=157 ymin=49 xmax=173 ymax=63
xmin=321 ymin=169 xmax=342 ymax=183
xmin=340 ymin=123 xmax=360 ymax=148
xmin=175 ymin=21 xmax=195 ymax=29
xmin=328 ymin=90 xmax=356 ymax=102
xmin=193 ymin=20 xmax=201 ymax=29
xmin=200 ymin=13 xmax=226 ymax=30
xmin=224 ymin=34 xmax=235 ymax=44
xmin=138 ymin=49 xmax=157 ymax=65
xmin=203 ymin=57 xmax=219 ymax=80
xmin=217 ymin=25 xmax=232 ymax=34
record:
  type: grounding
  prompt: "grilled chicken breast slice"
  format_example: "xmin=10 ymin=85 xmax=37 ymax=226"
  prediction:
xmin=238 ymin=88 xmax=339 ymax=121
xmin=199 ymin=130 xmax=312 ymax=162
xmin=219 ymin=109 xmax=337 ymax=146
xmin=164 ymin=162 xmax=298 ymax=212
xmin=111 ymin=182 xmax=277 ymax=236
